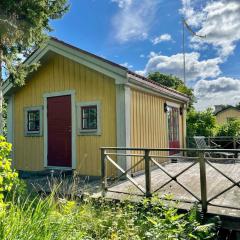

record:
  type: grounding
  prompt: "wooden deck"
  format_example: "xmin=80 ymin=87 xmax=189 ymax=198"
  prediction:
xmin=102 ymin=161 xmax=240 ymax=218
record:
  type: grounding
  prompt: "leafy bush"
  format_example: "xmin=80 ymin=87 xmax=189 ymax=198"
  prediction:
xmin=187 ymin=109 xmax=217 ymax=137
xmin=0 ymin=136 xmax=18 ymax=204
xmin=0 ymin=193 xmax=217 ymax=240
xmin=215 ymin=119 xmax=240 ymax=137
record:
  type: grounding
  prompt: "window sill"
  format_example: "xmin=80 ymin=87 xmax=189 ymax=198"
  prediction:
xmin=78 ymin=130 xmax=101 ymax=136
xmin=25 ymin=132 xmax=42 ymax=137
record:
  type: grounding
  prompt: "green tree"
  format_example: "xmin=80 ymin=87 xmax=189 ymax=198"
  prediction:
xmin=148 ymin=72 xmax=183 ymax=89
xmin=0 ymin=0 xmax=69 ymax=133
xmin=216 ymin=119 xmax=240 ymax=137
xmin=148 ymin=72 xmax=195 ymax=109
xmin=234 ymin=102 xmax=240 ymax=110
xmin=187 ymin=108 xmax=217 ymax=137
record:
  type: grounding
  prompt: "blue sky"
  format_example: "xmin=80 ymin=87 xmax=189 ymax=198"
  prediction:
xmin=50 ymin=0 xmax=240 ymax=110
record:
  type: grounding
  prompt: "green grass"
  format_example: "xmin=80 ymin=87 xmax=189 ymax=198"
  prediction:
xmin=0 ymin=190 xmax=218 ymax=240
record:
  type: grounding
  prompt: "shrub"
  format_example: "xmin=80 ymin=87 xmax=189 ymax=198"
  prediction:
xmin=187 ymin=109 xmax=217 ymax=137
xmin=215 ymin=119 xmax=240 ymax=137
xmin=0 ymin=136 xmax=18 ymax=204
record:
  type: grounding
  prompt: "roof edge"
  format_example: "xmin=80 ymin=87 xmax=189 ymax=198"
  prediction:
xmin=127 ymin=71 xmax=189 ymax=103
xmin=215 ymin=106 xmax=240 ymax=116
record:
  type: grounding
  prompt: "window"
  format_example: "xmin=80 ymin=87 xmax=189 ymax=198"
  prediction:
xmin=27 ymin=110 xmax=40 ymax=132
xmin=81 ymin=106 xmax=97 ymax=130
xmin=24 ymin=106 xmax=43 ymax=136
xmin=77 ymin=101 xmax=101 ymax=135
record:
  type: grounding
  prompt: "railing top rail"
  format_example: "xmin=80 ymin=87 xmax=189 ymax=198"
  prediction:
xmin=100 ymin=147 xmax=240 ymax=152
xmin=187 ymin=136 xmax=240 ymax=139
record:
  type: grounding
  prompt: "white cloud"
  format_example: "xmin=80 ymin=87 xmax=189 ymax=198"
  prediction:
xmin=111 ymin=0 xmax=132 ymax=8
xmin=152 ymin=34 xmax=172 ymax=45
xmin=194 ymin=77 xmax=240 ymax=110
xmin=181 ymin=0 xmax=240 ymax=58
xmin=139 ymin=52 xmax=221 ymax=82
xmin=140 ymin=54 xmax=145 ymax=58
xmin=111 ymin=0 xmax=159 ymax=43
xmin=120 ymin=62 xmax=133 ymax=69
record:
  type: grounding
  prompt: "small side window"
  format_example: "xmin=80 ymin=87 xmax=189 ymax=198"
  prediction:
xmin=81 ymin=105 xmax=97 ymax=130
xmin=77 ymin=101 xmax=101 ymax=135
xmin=24 ymin=106 xmax=43 ymax=136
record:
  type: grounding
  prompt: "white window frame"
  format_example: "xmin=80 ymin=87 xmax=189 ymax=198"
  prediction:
xmin=77 ymin=101 xmax=101 ymax=135
xmin=24 ymin=106 xmax=43 ymax=136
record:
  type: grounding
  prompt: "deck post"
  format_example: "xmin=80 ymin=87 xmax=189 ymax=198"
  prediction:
xmin=233 ymin=137 xmax=237 ymax=158
xmin=144 ymin=149 xmax=152 ymax=198
xmin=207 ymin=137 xmax=211 ymax=147
xmin=101 ymin=148 xmax=107 ymax=196
xmin=199 ymin=151 xmax=208 ymax=214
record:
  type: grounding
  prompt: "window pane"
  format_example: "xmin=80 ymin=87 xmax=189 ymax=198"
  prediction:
xmin=83 ymin=109 xmax=89 ymax=118
xmin=81 ymin=105 xmax=97 ymax=130
xmin=27 ymin=110 xmax=40 ymax=132
xmin=82 ymin=118 xmax=88 ymax=129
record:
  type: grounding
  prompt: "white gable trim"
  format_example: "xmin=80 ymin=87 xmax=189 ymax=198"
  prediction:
xmin=3 ymin=39 xmax=128 ymax=96
xmin=48 ymin=40 xmax=127 ymax=84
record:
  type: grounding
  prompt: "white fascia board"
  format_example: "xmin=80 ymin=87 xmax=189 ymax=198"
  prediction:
xmin=3 ymin=81 xmax=13 ymax=95
xmin=48 ymin=40 xmax=127 ymax=84
xmin=3 ymin=40 xmax=128 ymax=96
xmin=3 ymin=46 xmax=50 ymax=96
xmin=128 ymin=77 xmax=189 ymax=103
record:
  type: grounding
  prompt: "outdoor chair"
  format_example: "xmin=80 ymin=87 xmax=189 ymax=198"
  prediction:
xmin=194 ymin=136 xmax=235 ymax=163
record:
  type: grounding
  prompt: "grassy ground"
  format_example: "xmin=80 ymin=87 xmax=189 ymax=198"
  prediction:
xmin=0 ymin=180 xmax=218 ymax=240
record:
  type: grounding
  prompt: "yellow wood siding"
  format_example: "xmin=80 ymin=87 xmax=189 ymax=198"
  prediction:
xmin=130 ymin=89 xmax=185 ymax=172
xmin=216 ymin=109 xmax=240 ymax=125
xmin=13 ymin=54 xmax=116 ymax=176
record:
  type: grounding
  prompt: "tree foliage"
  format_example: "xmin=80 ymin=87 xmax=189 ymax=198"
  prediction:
xmin=216 ymin=119 xmax=240 ymax=137
xmin=0 ymin=136 xmax=18 ymax=204
xmin=148 ymin=72 xmax=195 ymax=109
xmin=187 ymin=108 xmax=217 ymax=137
xmin=0 ymin=0 xmax=69 ymax=85
xmin=148 ymin=72 xmax=183 ymax=89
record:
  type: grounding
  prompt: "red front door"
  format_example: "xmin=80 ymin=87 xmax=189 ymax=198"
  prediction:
xmin=47 ymin=95 xmax=72 ymax=167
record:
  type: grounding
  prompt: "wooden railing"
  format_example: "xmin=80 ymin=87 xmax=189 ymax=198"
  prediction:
xmin=101 ymin=147 xmax=240 ymax=214
xmin=187 ymin=136 xmax=240 ymax=150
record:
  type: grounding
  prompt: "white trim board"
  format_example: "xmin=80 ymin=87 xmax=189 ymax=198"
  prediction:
xmin=3 ymin=41 xmax=127 ymax=96
xmin=166 ymin=101 xmax=181 ymax=108
xmin=116 ymin=84 xmax=131 ymax=170
xmin=6 ymin=95 xmax=15 ymax=166
xmin=127 ymin=78 xmax=189 ymax=103
xmin=43 ymin=90 xmax=76 ymax=169
xmin=7 ymin=95 xmax=14 ymax=144
xmin=48 ymin=40 xmax=127 ymax=84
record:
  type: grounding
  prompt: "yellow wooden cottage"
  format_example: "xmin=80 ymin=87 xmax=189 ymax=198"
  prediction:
xmin=3 ymin=38 xmax=189 ymax=176
xmin=214 ymin=106 xmax=240 ymax=125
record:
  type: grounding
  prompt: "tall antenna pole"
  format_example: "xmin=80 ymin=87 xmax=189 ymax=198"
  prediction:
xmin=182 ymin=18 xmax=186 ymax=84
xmin=182 ymin=18 xmax=206 ymax=85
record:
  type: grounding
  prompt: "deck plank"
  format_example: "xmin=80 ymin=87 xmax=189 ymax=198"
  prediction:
xmin=104 ymin=162 xmax=240 ymax=217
